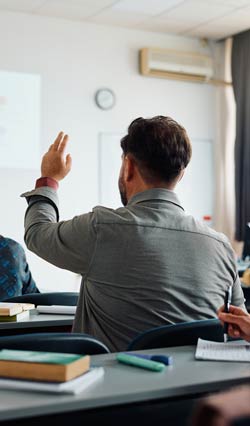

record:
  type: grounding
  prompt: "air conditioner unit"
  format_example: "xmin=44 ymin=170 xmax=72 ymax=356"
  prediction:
xmin=140 ymin=47 xmax=215 ymax=84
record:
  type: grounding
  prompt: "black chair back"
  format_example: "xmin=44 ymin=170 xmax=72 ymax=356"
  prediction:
xmin=242 ymin=287 xmax=250 ymax=312
xmin=127 ymin=319 xmax=224 ymax=351
xmin=0 ymin=332 xmax=110 ymax=354
xmin=2 ymin=292 xmax=79 ymax=306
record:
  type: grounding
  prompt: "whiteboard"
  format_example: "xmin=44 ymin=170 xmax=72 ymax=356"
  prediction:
xmin=0 ymin=70 xmax=41 ymax=169
xmin=98 ymin=132 xmax=213 ymax=222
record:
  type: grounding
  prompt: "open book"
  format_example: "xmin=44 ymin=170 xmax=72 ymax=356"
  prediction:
xmin=0 ymin=367 xmax=104 ymax=394
xmin=195 ymin=338 xmax=250 ymax=362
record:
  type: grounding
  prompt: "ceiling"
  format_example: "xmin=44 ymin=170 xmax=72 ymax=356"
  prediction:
xmin=0 ymin=0 xmax=250 ymax=40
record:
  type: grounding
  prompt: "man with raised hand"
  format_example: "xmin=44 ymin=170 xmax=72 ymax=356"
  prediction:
xmin=21 ymin=116 xmax=245 ymax=352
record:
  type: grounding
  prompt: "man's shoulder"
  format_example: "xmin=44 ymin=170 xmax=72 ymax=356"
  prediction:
xmin=90 ymin=206 xmax=233 ymax=249
xmin=184 ymin=215 xmax=231 ymax=246
xmin=92 ymin=205 xmax=130 ymax=224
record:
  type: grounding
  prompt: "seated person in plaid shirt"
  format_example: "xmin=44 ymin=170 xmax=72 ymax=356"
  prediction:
xmin=0 ymin=235 xmax=39 ymax=300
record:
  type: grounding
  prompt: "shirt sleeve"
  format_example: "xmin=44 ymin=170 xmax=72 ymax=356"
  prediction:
xmin=21 ymin=186 xmax=97 ymax=276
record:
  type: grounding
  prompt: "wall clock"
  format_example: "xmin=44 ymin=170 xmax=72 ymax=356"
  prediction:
xmin=95 ymin=88 xmax=115 ymax=110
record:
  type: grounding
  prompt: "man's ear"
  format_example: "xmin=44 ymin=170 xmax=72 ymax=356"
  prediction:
xmin=177 ymin=169 xmax=185 ymax=183
xmin=124 ymin=155 xmax=135 ymax=182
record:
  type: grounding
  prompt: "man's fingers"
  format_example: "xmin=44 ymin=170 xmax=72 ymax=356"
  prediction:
xmin=58 ymin=134 xmax=69 ymax=154
xmin=228 ymin=305 xmax=248 ymax=316
xmin=53 ymin=131 xmax=64 ymax=150
xmin=218 ymin=305 xmax=247 ymax=317
xmin=219 ymin=312 xmax=245 ymax=326
xmin=228 ymin=324 xmax=240 ymax=337
xmin=66 ymin=153 xmax=72 ymax=170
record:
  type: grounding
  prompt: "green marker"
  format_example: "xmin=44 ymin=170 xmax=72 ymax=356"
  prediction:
xmin=116 ymin=353 xmax=165 ymax=372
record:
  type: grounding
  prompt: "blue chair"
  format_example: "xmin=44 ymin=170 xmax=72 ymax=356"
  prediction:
xmin=0 ymin=332 xmax=110 ymax=354
xmin=127 ymin=319 xmax=224 ymax=351
xmin=2 ymin=292 xmax=79 ymax=306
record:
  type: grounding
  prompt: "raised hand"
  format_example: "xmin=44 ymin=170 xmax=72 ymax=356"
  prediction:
xmin=41 ymin=132 xmax=72 ymax=182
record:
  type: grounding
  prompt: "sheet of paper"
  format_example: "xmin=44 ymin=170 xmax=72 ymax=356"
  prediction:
xmin=195 ymin=338 xmax=250 ymax=362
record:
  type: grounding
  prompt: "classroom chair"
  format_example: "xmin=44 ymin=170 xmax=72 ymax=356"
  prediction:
xmin=242 ymin=286 xmax=250 ymax=312
xmin=2 ymin=292 xmax=79 ymax=306
xmin=0 ymin=332 xmax=110 ymax=354
xmin=127 ymin=319 xmax=224 ymax=351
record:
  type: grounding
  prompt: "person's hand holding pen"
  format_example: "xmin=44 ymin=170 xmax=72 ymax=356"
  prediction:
xmin=218 ymin=304 xmax=250 ymax=342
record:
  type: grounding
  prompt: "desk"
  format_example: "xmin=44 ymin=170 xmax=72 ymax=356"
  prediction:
xmin=0 ymin=310 xmax=74 ymax=336
xmin=0 ymin=345 xmax=249 ymax=425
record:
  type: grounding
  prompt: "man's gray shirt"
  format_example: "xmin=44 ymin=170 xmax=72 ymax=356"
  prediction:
xmin=22 ymin=187 xmax=245 ymax=352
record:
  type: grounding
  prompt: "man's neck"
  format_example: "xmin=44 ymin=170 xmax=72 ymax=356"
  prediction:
xmin=127 ymin=182 xmax=175 ymax=202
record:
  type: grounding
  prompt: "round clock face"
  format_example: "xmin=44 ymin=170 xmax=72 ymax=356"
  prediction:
xmin=95 ymin=88 xmax=115 ymax=110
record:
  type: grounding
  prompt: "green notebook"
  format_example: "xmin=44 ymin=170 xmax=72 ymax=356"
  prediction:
xmin=0 ymin=349 xmax=83 ymax=365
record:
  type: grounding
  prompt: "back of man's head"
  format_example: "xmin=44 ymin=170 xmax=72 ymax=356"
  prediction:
xmin=120 ymin=116 xmax=192 ymax=184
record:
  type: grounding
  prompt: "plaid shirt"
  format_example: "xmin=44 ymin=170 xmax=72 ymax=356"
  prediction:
xmin=0 ymin=235 xmax=39 ymax=300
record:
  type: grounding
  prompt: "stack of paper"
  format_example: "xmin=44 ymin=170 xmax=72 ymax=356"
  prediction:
xmin=0 ymin=303 xmax=34 ymax=322
xmin=0 ymin=367 xmax=104 ymax=394
xmin=36 ymin=305 xmax=76 ymax=315
xmin=195 ymin=338 xmax=250 ymax=362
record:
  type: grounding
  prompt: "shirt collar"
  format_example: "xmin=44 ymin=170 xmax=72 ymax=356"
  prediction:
xmin=127 ymin=188 xmax=184 ymax=211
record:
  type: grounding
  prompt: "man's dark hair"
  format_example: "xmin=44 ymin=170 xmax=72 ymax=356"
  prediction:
xmin=120 ymin=116 xmax=192 ymax=183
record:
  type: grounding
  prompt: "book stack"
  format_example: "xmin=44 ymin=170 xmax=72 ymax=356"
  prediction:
xmin=0 ymin=302 xmax=35 ymax=322
xmin=0 ymin=349 xmax=104 ymax=394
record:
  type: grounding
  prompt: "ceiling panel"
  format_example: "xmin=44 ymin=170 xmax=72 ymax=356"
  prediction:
xmin=112 ymin=0 xmax=185 ymax=15
xmin=187 ymin=25 xmax=245 ymax=40
xmin=90 ymin=8 xmax=149 ymax=27
xmin=187 ymin=6 xmax=250 ymax=39
xmin=203 ymin=0 xmax=250 ymax=5
xmin=216 ymin=0 xmax=250 ymax=5
xmin=0 ymin=0 xmax=249 ymax=40
xmin=137 ymin=17 xmax=196 ymax=34
xmin=34 ymin=0 xmax=117 ymax=20
xmin=159 ymin=0 xmax=235 ymax=23
xmin=0 ymin=0 xmax=46 ymax=12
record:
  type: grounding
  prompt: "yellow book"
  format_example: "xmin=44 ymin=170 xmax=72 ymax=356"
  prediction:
xmin=0 ymin=302 xmax=35 ymax=316
xmin=0 ymin=349 xmax=90 ymax=382
xmin=0 ymin=303 xmax=23 ymax=316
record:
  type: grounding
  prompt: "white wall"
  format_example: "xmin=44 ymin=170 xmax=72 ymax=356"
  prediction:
xmin=0 ymin=11 xmax=216 ymax=292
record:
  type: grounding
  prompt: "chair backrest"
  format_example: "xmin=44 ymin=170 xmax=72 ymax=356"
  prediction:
xmin=0 ymin=332 xmax=110 ymax=354
xmin=2 ymin=292 xmax=79 ymax=306
xmin=242 ymin=222 xmax=250 ymax=260
xmin=242 ymin=287 xmax=250 ymax=312
xmin=127 ymin=319 xmax=224 ymax=351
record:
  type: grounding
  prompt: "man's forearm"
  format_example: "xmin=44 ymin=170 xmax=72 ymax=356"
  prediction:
xmin=21 ymin=183 xmax=60 ymax=259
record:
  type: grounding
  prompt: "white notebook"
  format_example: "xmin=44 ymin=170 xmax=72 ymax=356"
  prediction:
xmin=36 ymin=305 xmax=76 ymax=315
xmin=0 ymin=367 xmax=104 ymax=394
xmin=195 ymin=338 xmax=250 ymax=362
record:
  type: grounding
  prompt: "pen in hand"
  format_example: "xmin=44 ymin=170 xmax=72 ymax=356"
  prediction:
xmin=223 ymin=286 xmax=232 ymax=343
